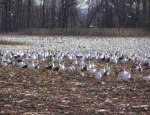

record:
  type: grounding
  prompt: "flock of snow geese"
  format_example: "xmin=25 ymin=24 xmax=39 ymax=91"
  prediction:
xmin=0 ymin=49 xmax=150 ymax=81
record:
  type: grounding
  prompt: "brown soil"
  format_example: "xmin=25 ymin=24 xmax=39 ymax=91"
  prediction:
xmin=0 ymin=40 xmax=25 ymax=45
xmin=0 ymin=59 xmax=150 ymax=115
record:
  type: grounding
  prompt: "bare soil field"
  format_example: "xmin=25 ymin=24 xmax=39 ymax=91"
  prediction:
xmin=0 ymin=40 xmax=25 ymax=45
xmin=0 ymin=58 xmax=150 ymax=115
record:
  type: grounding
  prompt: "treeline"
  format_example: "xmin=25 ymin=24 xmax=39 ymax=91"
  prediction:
xmin=0 ymin=0 xmax=150 ymax=32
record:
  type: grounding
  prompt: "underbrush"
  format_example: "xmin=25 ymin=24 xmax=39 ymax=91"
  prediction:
xmin=5 ymin=28 xmax=150 ymax=37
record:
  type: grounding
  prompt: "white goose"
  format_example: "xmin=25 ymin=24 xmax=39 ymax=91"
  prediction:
xmin=87 ymin=60 xmax=92 ymax=69
xmin=120 ymin=57 xmax=128 ymax=63
xmin=58 ymin=55 xmax=63 ymax=63
xmin=0 ymin=56 xmax=8 ymax=66
xmin=122 ymin=72 xmax=131 ymax=80
xmin=72 ymin=54 xmax=77 ymax=61
xmin=135 ymin=63 xmax=143 ymax=71
xmin=66 ymin=65 xmax=75 ymax=74
xmin=100 ymin=67 xmax=106 ymax=75
xmin=95 ymin=71 xmax=102 ymax=79
xmin=72 ymin=59 xmax=78 ymax=65
xmin=110 ymin=56 xmax=118 ymax=64
xmin=45 ymin=62 xmax=54 ymax=70
xmin=34 ymin=60 xmax=40 ymax=69
xmin=87 ymin=67 xmax=96 ymax=75
xmin=142 ymin=76 xmax=150 ymax=81
xmin=91 ymin=62 xmax=95 ymax=68
xmin=136 ymin=56 xmax=146 ymax=63
xmin=28 ymin=61 xmax=35 ymax=68
xmin=59 ymin=62 xmax=65 ymax=71
xmin=78 ymin=60 xmax=84 ymax=67
xmin=118 ymin=68 xmax=131 ymax=80
xmin=67 ymin=54 xmax=72 ymax=60
xmin=17 ymin=61 xmax=25 ymax=68
xmin=87 ymin=62 xmax=96 ymax=76
xmin=98 ymin=52 xmax=104 ymax=60
xmin=6 ymin=53 xmax=13 ymax=59
xmin=77 ymin=65 xmax=84 ymax=72
xmin=39 ymin=57 xmax=45 ymax=62
xmin=0 ymin=60 xmax=8 ymax=67
xmin=105 ymin=63 xmax=111 ymax=72
xmin=31 ymin=54 xmax=37 ymax=60
xmin=79 ymin=56 xmax=84 ymax=61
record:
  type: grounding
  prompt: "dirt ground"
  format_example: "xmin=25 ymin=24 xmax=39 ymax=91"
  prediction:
xmin=0 ymin=58 xmax=150 ymax=115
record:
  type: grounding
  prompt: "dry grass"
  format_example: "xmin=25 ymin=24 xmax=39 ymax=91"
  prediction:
xmin=5 ymin=28 xmax=150 ymax=37
xmin=0 ymin=57 xmax=150 ymax=115
xmin=0 ymin=40 xmax=25 ymax=45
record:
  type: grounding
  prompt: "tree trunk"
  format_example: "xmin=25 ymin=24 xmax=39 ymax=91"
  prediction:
xmin=4 ymin=0 xmax=8 ymax=32
xmin=27 ymin=0 xmax=31 ymax=28
xmin=8 ymin=0 xmax=11 ymax=31
xmin=42 ymin=0 xmax=46 ymax=28
xmin=2 ymin=0 xmax=4 ymax=32
xmin=136 ymin=0 xmax=140 ymax=27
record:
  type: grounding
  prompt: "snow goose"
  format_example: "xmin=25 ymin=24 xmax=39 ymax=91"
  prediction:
xmin=54 ymin=54 xmax=59 ymax=62
xmin=45 ymin=62 xmax=54 ymax=70
xmin=72 ymin=59 xmax=78 ymax=65
xmin=95 ymin=71 xmax=102 ymax=79
xmin=148 ymin=59 xmax=150 ymax=67
xmin=0 ymin=59 xmax=8 ymax=67
xmin=135 ymin=63 xmax=143 ymax=71
xmin=31 ymin=54 xmax=37 ymax=60
xmin=53 ymin=64 xmax=61 ymax=72
xmin=136 ymin=56 xmax=146 ymax=63
xmin=105 ymin=63 xmax=111 ymax=71
xmin=39 ymin=57 xmax=45 ymax=62
xmin=66 ymin=65 xmax=75 ymax=74
xmin=53 ymin=62 xmax=65 ymax=72
xmin=105 ymin=54 xmax=110 ymax=62
xmin=6 ymin=52 xmax=13 ymax=59
xmin=87 ymin=60 xmax=92 ymax=70
xmin=78 ymin=60 xmax=84 ymax=67
xmin=89 ymin=54 xmax=95 ymax=60
xmin=121 ymin=71 xmax=131 ymax=80
xmin=87 ymin=64 xmax=96 ymax=77
xmin=72 ymin=54 xmax=77 ymax=61
xmin=5 ymin=58 xmax=13 ymax=65
xmin=79 ymin=56 xmax=84 ymax=61
xmin=87 ymin=67 xmax=96 ymax=75
xmin=118 ymin=68 xmax=127 ymax=77
xmin=100 ymin=67 xmax=106 ymax=75
xmin=77 ymin=65 xmax=84 ymax=72
xmin=84 ymin=53 xmax=89 ymax=60
xmin=18 ymin=59 xmax=28 ymax=68
xmin=120 ymin=56 xmax=128 ymax=63
xmin=17 ymin=61 xmax=25 ymax=68
xmin=91 ymin=61 xmax=95 ymax=68
xmin=51 ymin=56 xmax=55 ymax=62
xmin=142 ymin=76 xmax=150 ymax=81
xmin=118 ymin=68 xmax=131 ymax=80
xmin=59 ymin=62 xmax=65 ymax=72
xmin=34 ymin=60 xmax=40 ymax=69
xmin=98 ymin=52 xmax=105 ymax=60
xmin=58 ymin=55 xmax=63 ymax=63
xmin=67 ymin=54 xmax=72 ymax=60
xmin=110 ymin=56 xmax=118 ymax=64
xmin=28 ymin=61 xmax=35 ymax=68
xmin=104 ymin=63 xmax=111 ymax=76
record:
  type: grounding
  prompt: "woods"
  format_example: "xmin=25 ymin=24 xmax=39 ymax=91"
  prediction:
xmin=0 ymin=0 xmax=150 ymax=32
